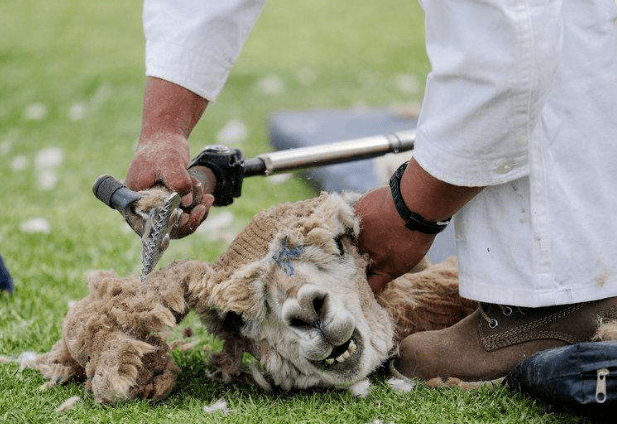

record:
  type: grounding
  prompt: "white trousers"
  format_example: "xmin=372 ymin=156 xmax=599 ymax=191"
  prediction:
xmin=413 ymin=0 xmax=617 ymax=306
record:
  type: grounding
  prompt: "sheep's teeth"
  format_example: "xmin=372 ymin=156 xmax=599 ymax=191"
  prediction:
xmin=336 ymin=350 xmax=351 ymax=363
xmin=321 ymin=340 xmax=357 ymax=367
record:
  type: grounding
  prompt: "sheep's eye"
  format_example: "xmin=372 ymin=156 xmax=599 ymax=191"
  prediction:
xmin=335 ymin=236 xmax=345 ymax=256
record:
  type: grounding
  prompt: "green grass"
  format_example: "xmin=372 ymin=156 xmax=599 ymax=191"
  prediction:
xmin=0 ymin=0 xmax=591 ymax=422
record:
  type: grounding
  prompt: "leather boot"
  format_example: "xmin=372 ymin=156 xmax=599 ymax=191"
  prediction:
xmin=394 ymin=297 xmax=617 ymax=381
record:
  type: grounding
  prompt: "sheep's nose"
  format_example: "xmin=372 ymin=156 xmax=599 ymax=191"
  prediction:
xmin=282 ymin=285 xmax=326 ymax=330
xmin=282 ymin=285 xmax=354 ymax=346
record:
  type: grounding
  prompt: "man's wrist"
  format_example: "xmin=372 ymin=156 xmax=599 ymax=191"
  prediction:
xmin=397 ymin=158 xmax=485 ymax=224
xmin=389 ymin=162 xmax=451 ymax=234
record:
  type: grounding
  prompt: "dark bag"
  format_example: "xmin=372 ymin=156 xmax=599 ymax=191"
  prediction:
xmin=505 ymin=341 xmax=617 ymax=407
xmin=0 ymin=254 xmax=13 ymax=293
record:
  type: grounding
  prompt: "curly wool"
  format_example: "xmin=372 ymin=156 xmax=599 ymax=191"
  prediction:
xmin=35 ymin=261 xmax=208 ymax=403
xmin=379 ymin=257 xmax=476 ymax=344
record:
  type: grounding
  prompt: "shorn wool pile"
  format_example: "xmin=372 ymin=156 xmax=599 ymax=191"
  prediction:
xmin=29 ymin=191 xmax=592 ymax=403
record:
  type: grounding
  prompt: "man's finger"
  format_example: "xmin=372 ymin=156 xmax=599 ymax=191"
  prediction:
xmin=171 ymin=205 xmax=208 ymax=239
xmin=367 ymin=271 xmax=396 ymax=296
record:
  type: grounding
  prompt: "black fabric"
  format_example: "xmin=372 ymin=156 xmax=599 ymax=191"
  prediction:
xmin=505 ymin=342 xmax=617 ymax=408
xmin=0 ymin=254 xmax=13 ymax=293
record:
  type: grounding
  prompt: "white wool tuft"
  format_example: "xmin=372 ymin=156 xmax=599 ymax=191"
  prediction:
xmin=349 ymin=379 xmax=371 ymax=398
xmin=56 ymin=396 xmax=82 ymax=413
xmin=20 ymin=218 xmax=51 ymax=234
xmin=203 ymin=398 xmax=230 ymax=415
xmin=387 ymin=377 xmax=415 ymax=393
xmin=216 ymin=119 xmax=247 ymax=144
xmin=18 ymin=351 xmax=39 ymax=369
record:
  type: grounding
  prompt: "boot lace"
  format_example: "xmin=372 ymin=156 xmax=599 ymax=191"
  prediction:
xmin=479 ymin=303 xmax=516 ymax=328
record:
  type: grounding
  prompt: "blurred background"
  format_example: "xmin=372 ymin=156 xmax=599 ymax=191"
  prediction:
xmin=0 ymin=0 xmax=428 ymax=292
xmin=0 ymin=0 xmax=427 ymax=418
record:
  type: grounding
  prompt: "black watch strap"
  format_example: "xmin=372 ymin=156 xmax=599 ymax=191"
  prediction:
xmin=389 ymin=162 xmax=451 ymax=234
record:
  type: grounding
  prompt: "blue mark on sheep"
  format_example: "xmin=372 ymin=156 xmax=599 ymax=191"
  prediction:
xmin=272 ymin=244 xmax=302 ymax=276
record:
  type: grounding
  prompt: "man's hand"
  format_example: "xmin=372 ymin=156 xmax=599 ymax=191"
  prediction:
xmin=355 ymin=159 xmax=484 ymax=295
xmin=125 ymin=132 xmax=215 ymax=238
xmin=355 ymin=186 xmax=436 ymax=294
xmin=125 ymin=77 xmax=213 ymax=238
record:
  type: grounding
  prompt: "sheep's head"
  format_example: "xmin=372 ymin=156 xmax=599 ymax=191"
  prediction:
xmin=191 ymin=192 xmax=394 ymax=390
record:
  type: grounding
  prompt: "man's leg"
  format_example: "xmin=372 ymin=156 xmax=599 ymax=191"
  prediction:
xmin=397 ymin=0 xmax=617 ymax=380
xmin=395 ymin=300 xmax=617 ymax=381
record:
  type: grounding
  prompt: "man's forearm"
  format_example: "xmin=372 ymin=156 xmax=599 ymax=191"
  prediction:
xmin=139 ymin=77 xmax=209 ymax=143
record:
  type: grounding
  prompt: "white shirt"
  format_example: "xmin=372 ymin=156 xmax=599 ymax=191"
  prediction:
xmin=144 ymin=0 xmax=267 ymax=101
xmin=414 ymin=0 xmax=617 ymax=306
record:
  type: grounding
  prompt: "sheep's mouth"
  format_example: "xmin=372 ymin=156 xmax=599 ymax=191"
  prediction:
xmin=312 ymin=331 xmax=363 ymax=372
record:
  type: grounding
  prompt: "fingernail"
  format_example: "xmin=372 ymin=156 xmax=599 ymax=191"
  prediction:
xmin=193 ymin=204 xmax=206 ymax=216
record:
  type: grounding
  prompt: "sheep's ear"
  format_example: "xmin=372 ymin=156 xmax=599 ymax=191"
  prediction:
xmin=308 ymin=192 xmax=361 ymax=239
xmin=200 ymin=234 xmax=302 ymax=320
xmin=207 ymin=260 xmax=267 ymax=319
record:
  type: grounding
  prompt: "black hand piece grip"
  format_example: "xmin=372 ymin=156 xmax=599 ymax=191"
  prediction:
xmin=188 ymin=145 xmax=243 ymax=207
xmin=92 ymin=175 xmax=143 ymax=213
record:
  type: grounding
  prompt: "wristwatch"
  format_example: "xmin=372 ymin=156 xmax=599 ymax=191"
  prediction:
xmin=389 ymin=162 xmax=451 ymax=234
